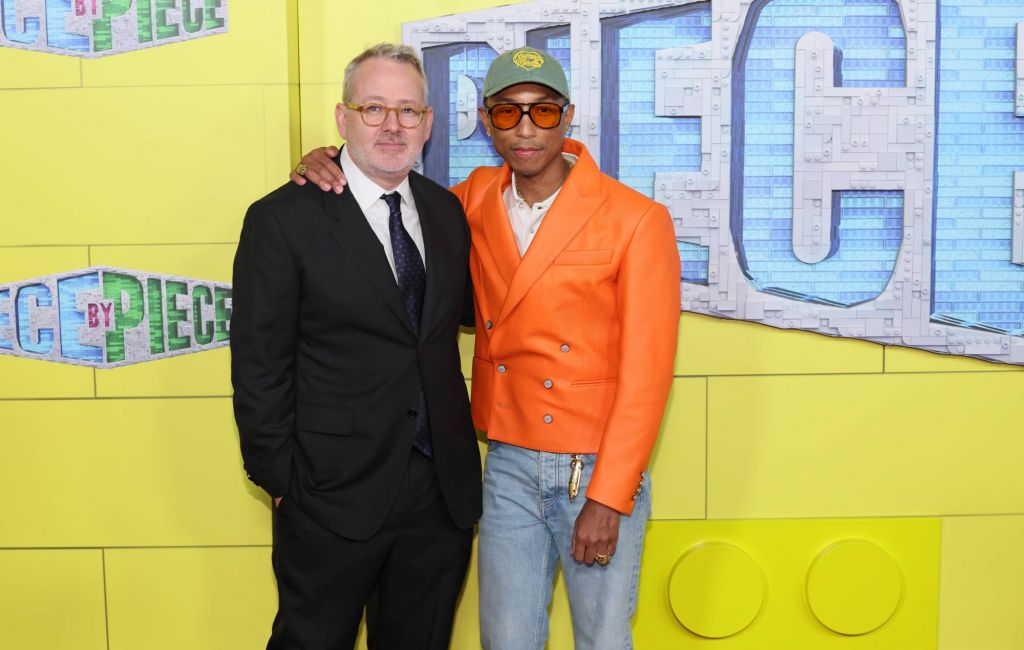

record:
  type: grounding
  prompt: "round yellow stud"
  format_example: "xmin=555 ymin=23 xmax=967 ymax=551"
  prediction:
xmin=668 ymin=542 xmax=766 ymax=638
xmin=806 ymin=539 xmax=903 ymax=635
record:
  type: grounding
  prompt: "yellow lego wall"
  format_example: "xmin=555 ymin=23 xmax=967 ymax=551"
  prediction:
xmin=1 ymin=1 xmax=1023 ymax=648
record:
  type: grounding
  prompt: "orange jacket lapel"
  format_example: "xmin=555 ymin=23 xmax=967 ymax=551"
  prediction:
xmin=477 ymin=165 xmax=522 ymax=292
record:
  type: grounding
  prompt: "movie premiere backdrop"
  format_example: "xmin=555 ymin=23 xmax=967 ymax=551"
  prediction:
xmin=0 ymin=0 xmax=1021 ymax=648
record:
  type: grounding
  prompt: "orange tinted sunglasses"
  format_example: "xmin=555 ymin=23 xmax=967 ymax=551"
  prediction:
xmin=486 ymin=102 xmax=567 ymax=130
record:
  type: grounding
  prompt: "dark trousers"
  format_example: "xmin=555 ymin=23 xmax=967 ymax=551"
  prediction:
xmin=267 ymin=450 xmax=473 ymax=650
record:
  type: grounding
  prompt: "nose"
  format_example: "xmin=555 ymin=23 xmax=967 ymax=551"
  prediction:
xmin=380 ymin=107 xmax=402 ymax=131
xmin=514 ymin=109 xmax=537 ymax=136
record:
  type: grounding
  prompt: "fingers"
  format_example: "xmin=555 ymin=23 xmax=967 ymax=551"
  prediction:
xmin=571 ymin=532 xmax=616 ymax=567
xmin=571 ymin=540 xmax=593 ymax=565
xmin=290 ymin=146 xmax=346 ymax=193
xmin=571 ymin=523 xmax=591 ymax=564
xmin=575 ymin=543 xmax=613 ymax=567
xmin=571 ymin=531 xmax=587 ymax=564
xmin=303 ymin=147 xmax=346 ymax=193
xmin=304 ymin=167 xmax=336 ymax=192
xmin=572 ymin=526 xmax=619 ymax=567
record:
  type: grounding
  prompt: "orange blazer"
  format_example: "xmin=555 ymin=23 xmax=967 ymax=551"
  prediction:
xmin=452 ymin=139 xmax=680 ymax=514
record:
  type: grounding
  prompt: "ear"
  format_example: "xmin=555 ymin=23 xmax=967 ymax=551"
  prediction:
xmin=563 ymin=103 xmax=576 ymax=134
xmin=335 ymin=103 xmax=347 ymax=140
xmin=423 ymin=106 xmax=435 ymax=142
xmin=478 ymin=106 xmax=492 ymax=137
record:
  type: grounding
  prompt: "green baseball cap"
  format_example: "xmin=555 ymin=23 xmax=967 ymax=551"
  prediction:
xmin=483 ymin=46 xmax=570 ymax=100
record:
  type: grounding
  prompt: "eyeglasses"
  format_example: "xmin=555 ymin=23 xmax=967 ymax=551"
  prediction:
xmin=345 ymin=102 xmax=430 ymax=128
xmin=486 ymin=102 xmax=567 ymax=130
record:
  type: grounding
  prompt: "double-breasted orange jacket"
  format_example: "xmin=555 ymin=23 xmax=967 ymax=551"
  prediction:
xmin=451 ymin=139 xmax=680 ymax=514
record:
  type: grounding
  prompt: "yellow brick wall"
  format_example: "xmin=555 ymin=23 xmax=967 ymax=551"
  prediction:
xmin=2 ymin=2 xmax=1022 ymax=648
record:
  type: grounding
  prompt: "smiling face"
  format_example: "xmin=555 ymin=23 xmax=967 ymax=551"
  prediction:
xmin=480 ymin=83 xmax=574 ymax=183
xmin=336 ymin=57 xmax=433 ymax=189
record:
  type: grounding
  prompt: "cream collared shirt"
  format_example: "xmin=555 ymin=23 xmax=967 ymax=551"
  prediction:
xmin=339 ymin=146 xmax=425 ymax=281
xmin=502 ymin=153 xmax=578 ymax=256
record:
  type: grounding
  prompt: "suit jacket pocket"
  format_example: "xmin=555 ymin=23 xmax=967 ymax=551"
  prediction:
xmin=569 ymin=377 xmax=617 ymax=387
xmin=296 ymin=403 xmax=353 ymax=436
xmin=553 ymin=248 xmax=613 ymax=266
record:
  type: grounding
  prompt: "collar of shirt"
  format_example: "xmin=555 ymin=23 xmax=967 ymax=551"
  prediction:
xmin=503 ymin=153 xmax=578 ymax=256
xmin=338 ymin=145 xmax=424 ymax=280
xmin=339 ymin=145 xmax=414 ymax=214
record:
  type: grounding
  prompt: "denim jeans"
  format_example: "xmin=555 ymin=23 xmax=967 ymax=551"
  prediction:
xmin=478 ymin=440 xmax=652 ymax=650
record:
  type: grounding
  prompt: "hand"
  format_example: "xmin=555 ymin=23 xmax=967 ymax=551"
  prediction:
xmin=290 ymin=146 xmax=347 ymax=193
xmin=571 ymin=499 xmax=621 ymax=566
xmin=273 ymin=496 xmax=283 ymax=508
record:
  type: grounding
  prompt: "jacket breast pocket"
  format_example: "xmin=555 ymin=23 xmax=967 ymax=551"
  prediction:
xmin=296 ymin=403 xmax=352 ymax=436
xmin=553 ymin=248 xmax=613 ymax=266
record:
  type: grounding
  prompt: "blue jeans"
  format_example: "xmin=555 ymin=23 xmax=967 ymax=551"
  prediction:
xmin=478 ymin=440 xmax=652 ymax=650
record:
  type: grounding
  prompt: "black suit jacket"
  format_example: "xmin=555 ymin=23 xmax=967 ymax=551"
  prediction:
xmin=231 ymin=166 xmax=481 ymax=540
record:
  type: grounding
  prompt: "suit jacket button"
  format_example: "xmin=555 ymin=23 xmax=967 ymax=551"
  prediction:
xmin=560 ymin=344 xmax=570 ymax=352
xmin=497 ymin=364 xmax=507 ymax=373
xmin=543 ymin=379 xmax=553 ymax=389
xmin=407 ymin=409 xmax=418 ymax=420
xmin=543 ymin=414 xmax=553 ymax=424
xmin=485 ymin=320 xmax=493 ymax=329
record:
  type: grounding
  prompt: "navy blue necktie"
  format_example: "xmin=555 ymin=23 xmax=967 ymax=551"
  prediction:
xmin=382 ymin=192 xmax=432 ymax=457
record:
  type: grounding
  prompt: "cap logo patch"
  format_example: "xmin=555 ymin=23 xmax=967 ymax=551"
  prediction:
xmin=512 ymin=50 xmax=544 ymax=70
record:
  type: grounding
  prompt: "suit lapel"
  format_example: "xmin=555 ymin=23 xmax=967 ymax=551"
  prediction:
xmin=496 ymin=143 xmax=607 ymax=324
xmin=323 ymin=187 xmax=415 ymax=336
xmin=411 ymin=175 xmax=444 ymax=341
xmin=478 ymin=165 xmax=522 ymax=291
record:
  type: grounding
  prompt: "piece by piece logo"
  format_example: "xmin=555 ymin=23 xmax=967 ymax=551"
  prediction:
xmin=0 ymin=267 xmax=231 ymax=368
xmin=0 ymin=0 xmax=228 ymax=59
xmin=512 ymin=50 xmax=543 ymax=70
xmin=404 ymin=0 xmax=1024 ymax=365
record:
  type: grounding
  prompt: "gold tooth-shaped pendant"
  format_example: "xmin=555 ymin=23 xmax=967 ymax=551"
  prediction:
xmin=568 ymin=454 xmax=583 ymax=502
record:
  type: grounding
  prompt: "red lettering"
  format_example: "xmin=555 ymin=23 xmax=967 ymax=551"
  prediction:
xmin=91 ymin=0 xmax=98 ymax=15
xmin=87 ymin=303 xmax=98 ymax=327
xmin=75 ymin=0 xmax=86 ymax=16
xmin=100 ymin=302 xmax=113 ymax=328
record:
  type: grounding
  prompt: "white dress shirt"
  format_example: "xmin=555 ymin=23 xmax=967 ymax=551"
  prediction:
xmin=339 ymin=146 xmax=425 ymax=281
xmin=502 ymin=153 xmax=578 ymax=256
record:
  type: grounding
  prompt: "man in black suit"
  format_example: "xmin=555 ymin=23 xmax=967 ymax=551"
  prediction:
xmin=231 ymin=43 xmax=480 ymax=650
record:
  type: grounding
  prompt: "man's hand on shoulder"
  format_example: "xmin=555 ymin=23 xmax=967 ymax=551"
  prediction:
xmin=290 ymin=146 xmax=348 ymax=193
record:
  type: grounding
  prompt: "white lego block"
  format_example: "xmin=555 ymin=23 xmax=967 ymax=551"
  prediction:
xmin=1014 ymin=171 xmax=1024 ymax=266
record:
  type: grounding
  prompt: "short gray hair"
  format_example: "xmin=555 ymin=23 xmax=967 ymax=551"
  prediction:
xmin=342 ymin=43 xmax=428 ymax=104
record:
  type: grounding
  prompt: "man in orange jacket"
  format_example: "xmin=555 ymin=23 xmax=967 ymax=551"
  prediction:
xmin=293 ymin=46 xmax=679 ymax=650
